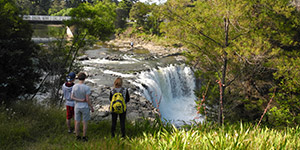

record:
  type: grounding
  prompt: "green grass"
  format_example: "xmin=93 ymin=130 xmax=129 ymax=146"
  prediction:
xmin=1 ymin=101 xmax=300 ymax=150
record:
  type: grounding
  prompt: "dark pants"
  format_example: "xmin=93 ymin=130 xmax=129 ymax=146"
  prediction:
xmin=111 ymin=112 xmax=126 ymax=137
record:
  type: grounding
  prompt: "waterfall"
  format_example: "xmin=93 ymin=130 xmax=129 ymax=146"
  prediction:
xmin=133 ymin=65 xmax=203 ymax=126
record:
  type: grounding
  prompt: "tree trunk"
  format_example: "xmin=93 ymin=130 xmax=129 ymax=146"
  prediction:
xmin=218 ymin=54 xmax=227 ymax=124
xmin=218 ymin=17 xmax=229 ymax=124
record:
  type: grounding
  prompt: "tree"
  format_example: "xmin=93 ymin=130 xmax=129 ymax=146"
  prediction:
xmin=32 ymin=0 xmax=51 ymax=15
xmin=66 ymin=0 xmax=81 ymax=8
xmin=115 ymin=0 xmax=133 ymax=29
xmin=248 ymin=0 xmax=300 ymax=127
xmin=14 ymin=0 xmax=34 ymax=14
xmin=144 ymin=4 xmax=162 ymax=35
xmin=68 ymin=1 xmax=117 ymax=41
xmin=0 ymin=0 xmax=41 ymax=104
xmin=129 ymin=2 xmax=162 ymax=35
xmin=129 ymin=2 xmax=151 ymax=29
xmin=271 ymin=54 xmax=300 ymax=126
xmin=37 ymin=1 xmax=117 ymax=105
xmin=161 ymin=0 xmax=300 ymax=124
xmin=48 ymin=0 xmax=66 ymax=15
xmin=15 ymin=0 xmax=51 ymax=15
xmin=119 ymin=0 xmax=133 ymax=15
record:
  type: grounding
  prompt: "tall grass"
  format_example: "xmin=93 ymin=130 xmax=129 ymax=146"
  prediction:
xmin=1 ymin=101 xmax=300 ymax=150
xmin=128 ymin=123 xmax=300 ymax=150
xmin=0 ymin=101 xmax=66 ymax=149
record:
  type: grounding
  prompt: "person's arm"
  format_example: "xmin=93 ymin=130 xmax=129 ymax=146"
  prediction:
xmin=85 ymin=94 xmax=94 ymax=112
xmin=109 ymin=90 xmax=113 ymax=101
xmin=71 ymin=94 xmax=85 ymax=102
xmin=125 ymin=89 xmax=130 ymax=103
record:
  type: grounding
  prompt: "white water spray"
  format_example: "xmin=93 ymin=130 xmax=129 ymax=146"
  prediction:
xmin=134 ymin=65 xmax=202 ymax=126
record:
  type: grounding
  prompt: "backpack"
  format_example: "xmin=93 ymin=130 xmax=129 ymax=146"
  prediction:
xmin=110 ymin=88 xmax=127 ymax=114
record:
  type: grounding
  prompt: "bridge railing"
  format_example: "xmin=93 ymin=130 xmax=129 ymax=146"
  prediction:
xmin=23 ymin=15 xmax=71 ymax=22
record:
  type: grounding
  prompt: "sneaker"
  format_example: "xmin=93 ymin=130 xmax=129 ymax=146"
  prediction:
xmin=82 ymin=136 xmax=88 ymax=142
xmin=68 ymin=129 xmax=72 ymax=133
xmin=76 ymin=136 xmax=81 ymax=141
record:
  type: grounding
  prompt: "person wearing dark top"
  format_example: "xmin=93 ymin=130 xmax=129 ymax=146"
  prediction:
xmin=109 ymin=77 xmax=130 ymax=138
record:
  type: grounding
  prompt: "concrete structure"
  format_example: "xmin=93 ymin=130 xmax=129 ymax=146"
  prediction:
xmin=23 ymin=15 xmax=71 ymax=24
xmin=24 ymin=15 xmax=74 ymax=41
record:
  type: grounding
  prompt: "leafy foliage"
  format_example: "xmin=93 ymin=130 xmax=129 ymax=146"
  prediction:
xmin=272 ymin=52 xmax=300 ymax=126
xmin=14 ymin=0 xmax=101 ymax=15
xmin=115 ymin=0 xmax=133 ymax=29
xmin=50 ymin=8 xmax=73 ymax=16
xmin=129 ymin=2 xmax=163 ymax=35
xmin=36 ymin=36 xmax=83 ymax=105
xmin=36 ymin=1 xmax=118 ymax=105
xmin=68 ymin=1 xmax=117 ymax=41
xmin=129 ymin=2 xmax=151 ymax=29
xmin=161 ymin=0 xmax=300 ymax=125
xmin=0 ymin=0 xmax=41 ymax=104
xmin=48 ymin=0 xmax=66 ymax=15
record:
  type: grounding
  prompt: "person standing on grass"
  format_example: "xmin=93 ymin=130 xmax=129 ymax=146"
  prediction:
xmin=62 ymin=72 xmax=76 ymax=133
xmin=71 ymin=72 xmax=94 ymax=142
xmin=109 ymin=77 xmax=130 ymax=138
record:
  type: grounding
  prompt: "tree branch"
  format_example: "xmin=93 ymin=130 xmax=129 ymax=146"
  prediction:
xmin=165 ymin=7 xmax=224 ymax=48
xmin=182 ymin=39 xmax=221 ymax=77
xmin=256 ymin=88 xmax=276 ymax=128
xmin=30 ymin=72 xmax=50 ymax=101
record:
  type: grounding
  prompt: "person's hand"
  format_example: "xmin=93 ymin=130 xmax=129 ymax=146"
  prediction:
xmin=91 ymin=107 xmax=94 ymax=112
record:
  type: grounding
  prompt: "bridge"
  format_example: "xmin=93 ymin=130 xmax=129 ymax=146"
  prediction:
xmin=24 ymin=15 xmax=74 ymax=42
xmin=23 ymin=15 xmax=71 ymax=24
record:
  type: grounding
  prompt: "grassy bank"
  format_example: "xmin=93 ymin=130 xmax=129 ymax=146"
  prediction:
xmin=1 ymin=102 xmax=300 ymax=150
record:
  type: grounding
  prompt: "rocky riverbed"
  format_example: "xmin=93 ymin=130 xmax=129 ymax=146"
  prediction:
xmin=78 ymin=37 xmax=189 ymax=123
xmin=106 ymin=38 xmax=187 ymax=61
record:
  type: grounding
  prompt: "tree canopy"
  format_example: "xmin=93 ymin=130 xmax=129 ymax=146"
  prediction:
xmin=0 ymin=0 xmax=41 ymax=104
xmin=161 ymin=0 xmax=300 ymax=125
xmin=68 ymin=1 xmax=117 ymax=41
